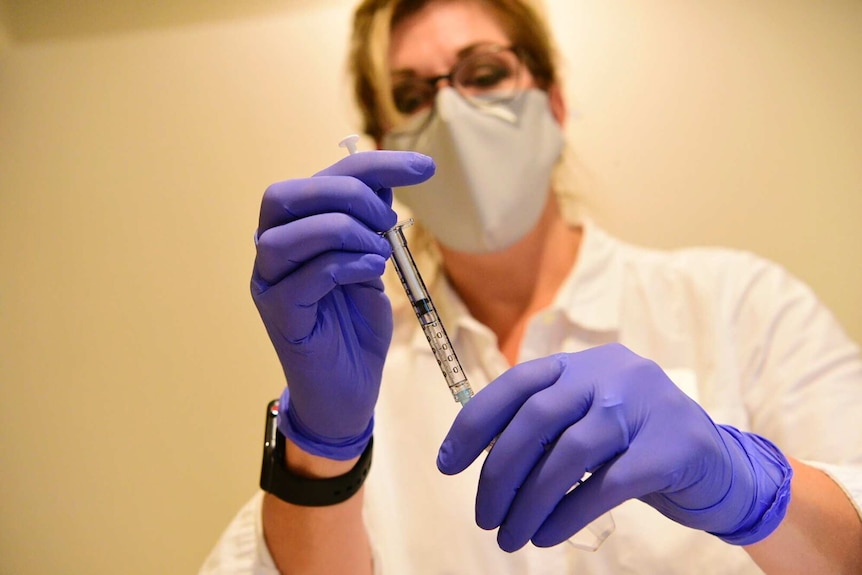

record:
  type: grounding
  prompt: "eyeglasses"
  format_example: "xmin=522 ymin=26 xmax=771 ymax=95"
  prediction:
xmin=390 ymin=44 xmax=525 ymax=118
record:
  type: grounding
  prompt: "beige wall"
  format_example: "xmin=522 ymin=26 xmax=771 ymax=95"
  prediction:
xmin=0 ymin=1 xmax=859 ymax=573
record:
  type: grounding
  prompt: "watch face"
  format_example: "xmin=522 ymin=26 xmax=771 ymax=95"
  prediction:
xmin=264 ymin=399 xmax=279 ymax=453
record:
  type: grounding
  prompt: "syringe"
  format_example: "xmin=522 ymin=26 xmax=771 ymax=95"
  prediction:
xmin=384 ymin=220 xmax=474 ymax=406
xmin=339 ymin=135 xmax=474 ymax=406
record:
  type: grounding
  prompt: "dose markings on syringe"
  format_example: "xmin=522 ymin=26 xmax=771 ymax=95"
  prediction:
xmin=423 ymin=322 xmax=466 ymax=385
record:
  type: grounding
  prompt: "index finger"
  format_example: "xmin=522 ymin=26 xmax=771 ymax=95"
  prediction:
xmin=315 ymin=150 xmax=436 ymax=192
xmin=436 ymin=354 xmax=566 ymax=475
xmin=258 ymin=150 xmax=436 ymax=234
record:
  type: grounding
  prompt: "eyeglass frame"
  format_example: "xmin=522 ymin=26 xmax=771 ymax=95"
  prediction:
xmin=388 ymin=43 xmax=528 ymax=118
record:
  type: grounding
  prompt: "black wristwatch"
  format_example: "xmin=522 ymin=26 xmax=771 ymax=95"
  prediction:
xmin=259 ymin=399 xmax=373 ymax=507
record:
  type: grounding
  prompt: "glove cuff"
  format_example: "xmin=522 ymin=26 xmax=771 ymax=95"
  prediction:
xmin=277 ymin=388 xmax=374 ymax=461
xmin=711 ymin=426 xmax=793 ymax=546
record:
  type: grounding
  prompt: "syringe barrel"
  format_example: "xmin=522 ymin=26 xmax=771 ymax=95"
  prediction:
xmin=383 ymin=221 xmax=472 ymax=403
xmin=420 ymin=316 xmax=472 ymax=402
xmin=383 ymin=222 xmax=428 ymax=305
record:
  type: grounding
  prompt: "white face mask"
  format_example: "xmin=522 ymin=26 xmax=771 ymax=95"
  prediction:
xmin=382 ymin=88 xmax=564 ymax=253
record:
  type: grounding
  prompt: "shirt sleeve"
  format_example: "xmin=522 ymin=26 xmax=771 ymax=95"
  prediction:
xmin=804 ymin=461 xmax=862 ymax=520
xmin=197 ymin=491 xmax=279 ymax=575
xmin=731 ymin=253 xmax=862 ymax=519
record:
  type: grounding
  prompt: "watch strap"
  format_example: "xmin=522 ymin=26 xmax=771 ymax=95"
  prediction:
xmin=260 ymin=400 xmax=373 ymax=507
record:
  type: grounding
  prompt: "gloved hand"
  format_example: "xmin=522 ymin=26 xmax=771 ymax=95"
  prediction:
xmin=251 ymin=151 xmax=435 ymax=460
xmin=437 ymin=343 xmax=792 ymax=551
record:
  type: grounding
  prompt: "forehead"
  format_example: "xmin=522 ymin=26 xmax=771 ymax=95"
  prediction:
xmin=388 ymin=1 xmax=511 ymax=74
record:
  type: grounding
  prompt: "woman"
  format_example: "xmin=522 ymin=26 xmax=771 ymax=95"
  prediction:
xmin=202 ymin=1 xmax=862 ymax=573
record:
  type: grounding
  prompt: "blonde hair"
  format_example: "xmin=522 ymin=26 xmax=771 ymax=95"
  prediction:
xmin=349 ymin=0 xmax=561 ymax=142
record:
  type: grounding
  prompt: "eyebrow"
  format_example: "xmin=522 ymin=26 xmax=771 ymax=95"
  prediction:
xmin=390 ymin=42 xmax=502 ymax=78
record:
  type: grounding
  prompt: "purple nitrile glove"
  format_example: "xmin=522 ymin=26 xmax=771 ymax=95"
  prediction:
xmin=251 ymin=151 xmax=435 ymax=460
xmin=437 ymin=343 xmax=792 ymax=551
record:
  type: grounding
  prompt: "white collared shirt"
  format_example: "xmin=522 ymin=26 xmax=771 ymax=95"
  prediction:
xmin=201 ymin=221 xmax=862 ymax=575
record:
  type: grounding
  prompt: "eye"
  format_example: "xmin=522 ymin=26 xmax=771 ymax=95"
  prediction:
xmin=455 ymin=54 xmax=514 ymax=92
xmin=460 ymin=62 xmax=510 ymax=88
xmin=392 ymin=81 xmax=434 ymax=115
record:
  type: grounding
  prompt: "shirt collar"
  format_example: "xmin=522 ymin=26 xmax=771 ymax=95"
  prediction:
xmin=551 ymin=218 xmax=623 ymax=332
